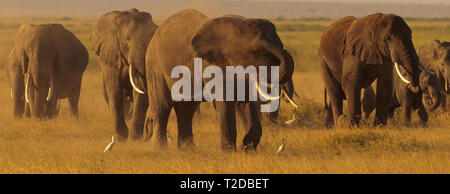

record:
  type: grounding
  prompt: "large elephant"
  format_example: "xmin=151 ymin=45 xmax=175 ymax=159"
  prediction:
xmin=6 ymin=24 xmax=88 ymax=118
xmin=362 ymin=66 xmax=441 ymax=126
xmin=418 ymin=40 xmax=450 ymax=111
xmin=319 ymin=14 xmax=421 ymax=127
xmin=144 ymin=9 xmax=294 ymax=150
xmin=90 ymin=9 xmax=158 ymax=141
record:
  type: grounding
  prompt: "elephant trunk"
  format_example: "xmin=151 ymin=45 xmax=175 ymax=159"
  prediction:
xmin=423 ymin=87 xmax=441 ymax=111
xmin=391 ymin=38 xmax=420 ymax=93
xmin=262 ymin=44 xmax=293 ymax=85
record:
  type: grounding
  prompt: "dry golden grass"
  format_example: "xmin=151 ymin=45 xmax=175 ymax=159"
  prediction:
xmin=0 ymin=17 xmax=449 ymax=174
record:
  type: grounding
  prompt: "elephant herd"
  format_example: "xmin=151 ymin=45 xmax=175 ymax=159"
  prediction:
xmin=5 ymin=8 xmax=450 ymax=151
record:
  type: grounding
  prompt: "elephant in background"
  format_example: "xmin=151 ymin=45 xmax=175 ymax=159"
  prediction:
xmin=144 ymin=9 xmax=294 ymax=150
xmin=362 ymin=66 xmax=441 ymax=126
xmin=90 ymin=8 xmax=158 ymax=141
xmin=6 ymin=24 xmax=88 ymax=118
xmin=319 ymin=14 xmax=421 ymax=128
xmin=418 ymin=40 xmax=450 ymax=111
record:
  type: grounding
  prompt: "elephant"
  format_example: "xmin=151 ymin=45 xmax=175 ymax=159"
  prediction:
xmin=6 ymin=24 xmax=88 ymax=118
xmin=90 ymin=8 xmax=158 ymax=141
xmin=144 ymin=9 xmax=294 ymax=151
xmin=319 ymin=13 xmax=421 ymax=127
xmin=361 ymin=66 xmax=441 ymax=126
xmin=418 ymin=40 xmax=450 ymax=111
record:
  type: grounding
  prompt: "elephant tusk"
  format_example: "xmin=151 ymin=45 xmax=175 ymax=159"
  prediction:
xmin=281 ymin=90 xmax=299 ymax=109
xmin=10 ymin=88 xmax=13 ymax=99
xmin=46 ymin=74 xmax=53 ymax=101
xmin=254 ymin=81 xmax=281 ymax=101
xmin=394 ymin=62 xmax=411 ymax=84
xmin=25 ymin=74 xmax=30 ymax=103
xmin=446 ymin=70 xmax=448 ymax=92
xmin=129 ymin=65 xmax=145 ymax=94
xmin=284 ymin=114 xmax=296 ymax=124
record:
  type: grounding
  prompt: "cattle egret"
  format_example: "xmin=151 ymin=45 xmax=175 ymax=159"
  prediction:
xmin=276 ymin=138 xmax=285 ymax=155
xmin=104 ymin=136 xmax=115 ymax=152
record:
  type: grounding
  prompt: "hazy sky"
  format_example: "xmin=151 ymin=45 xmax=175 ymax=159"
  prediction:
xmin=252 ymin=0 xmax=450 ymax=5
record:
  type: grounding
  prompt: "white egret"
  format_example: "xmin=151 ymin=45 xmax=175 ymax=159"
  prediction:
xmin=104 ymin=136 xmax=115 ymax=152
xmin=276 ymin=138 xmax=285 ymax=155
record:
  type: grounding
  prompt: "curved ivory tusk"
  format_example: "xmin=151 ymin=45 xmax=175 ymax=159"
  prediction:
xmin=129 ymin=65 xmax=145 ymax=94
xmin=10 ymin=88 xmax=13 ymax=99
xmin=25 ymin=74 xmax=30 ymax=103
xmin=445 ymin=70 xmax=448 ymax=92
xmin=394 ymin=62 xmax=411 ymax=84
xmin=284 ymin=114 xmax=296 ymax=124
xmin=46 ymin=74 xmax=53 ymax=101
xmin=254 ymin=81 xmax=281 ymax=101
xmin=281 ymin=90 xmax=299 ymax=109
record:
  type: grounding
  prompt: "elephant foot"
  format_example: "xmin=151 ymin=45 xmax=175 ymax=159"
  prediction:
xmin=336 ymin=114 xmax=352 ymax=128
xmin=178 ymin=138 xmax=195 ymax=150
xmin=221 ymin=143 xmax=237 ymax=152
xmin=241 ymin=144 xmax=257 ymax=152
xmin=372 ymin=117 xmax=387 ymax=127
xmin=129 ymin=132 xmax=143 ymax=141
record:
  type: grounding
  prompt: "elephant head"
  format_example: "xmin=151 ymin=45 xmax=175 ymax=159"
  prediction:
xmin=91 ymin=8 xmax=158 ymax=94
xmin=419 ymin=40 xmax=450 ymax=94
xmin=346 ymin=13 xmax=420 ymax=92
xmin=191 ymin=17 xmax=295 ymax=99
xmin=419 ymin=67 xmax=441 ymax=111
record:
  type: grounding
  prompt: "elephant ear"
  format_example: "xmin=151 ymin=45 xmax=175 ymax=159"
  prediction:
xmin=90 ymin=11 xmax=128 ymax=67
xmin=191 ymin=17 xmax=261 ymax=66
xmin=344 ymin=16 xmax=386 ymax=65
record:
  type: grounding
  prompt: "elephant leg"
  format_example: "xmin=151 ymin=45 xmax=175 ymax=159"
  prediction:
xmin=145 ymin=73 xmax=172 ymax=147
xmin=269 ymin=108 xmax=279 ymax=122
xmin=401 ymin=103 xmax=412 ymax=127
xmin=46 ymin=98 xmax=59 ymax=118
xmin=103 ymin=65 xmax=128 ymax=140
xmin=25 ymin=103 xmax=31 ymax=118
xmin=374 ymin=75 xmax=393 ymax=126
xmin=319 ymin=57 xmax=344 ymax=127
xmin=128 ymin=90 xmax=148 ymax=140
xmin=240 ymin=102 xmax=262 ymax=151
xmin=215 ymin=101 xmax=237 ymax=151
xmin=417 ymin=102 xmax=428 ymax=125
xmin=389 ymin=94 xmax=400 ymax=119
xmin=68 ymin=80 xmax=81 ymax=118
xmin=173 ymin=102 xmax=199 ymax=149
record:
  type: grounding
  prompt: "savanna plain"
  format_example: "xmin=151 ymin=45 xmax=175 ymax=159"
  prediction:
xmin=0 ymin=16 xmax=449 ymax=173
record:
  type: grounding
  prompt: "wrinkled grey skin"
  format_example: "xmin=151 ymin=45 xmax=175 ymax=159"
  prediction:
xmin=362 ymin=68 xmax=441 ymax=126
xmin=90 ymin=9 xmax=158 ymax=141
xmin=6 ymin=24 xmax=88 ymax=119
xmin=418 ymin=40 xmax=450 ymax=111
xmin=144 ymin=9 xmax=294 ymax=151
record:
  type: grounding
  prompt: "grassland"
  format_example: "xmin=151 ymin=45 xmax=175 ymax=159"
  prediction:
xmin=0 ymin=16 xmax=449 ymax=174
